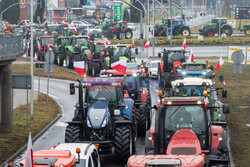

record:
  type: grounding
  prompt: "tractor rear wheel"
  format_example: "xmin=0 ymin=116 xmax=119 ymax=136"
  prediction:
xmin=221 ymin=25 xmax=233 ymax=37
xmin=181 ymin=28 xmax=191 ymax=36
xmin=207 ymin=30 xmax=214 ymax=37
xmin=65 ymin=125 xmax=81 ymax=143
xmin=57 ymin=53 xmax=64 ymax=66
xmin=125 ymin=30 xmax=133 ymax=39
xmin=91 ymin=62 xmax=101 ymax=77
xmin=136 ymin=105 xmax=148 ymax=136
xmin=244 ymin=29 xmax=250 ymax=35
xmin=114 ymin=125 xmax=132 ymax=163
xmin=66 ymin=51 xmax=73 ymax=69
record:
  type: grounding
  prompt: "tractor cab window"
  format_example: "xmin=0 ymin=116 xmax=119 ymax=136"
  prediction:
xmin=41 ymin=38 xmax=54 ymax=45
xmin=59 ymin=38 xmax=71 ymax=46
xmin=75 ymin=38 xmax=88 ymax=46
xmin=164 ymin=105 xmax=207 ymax=148
xmin=95 ymin=43 xmax=104 ymax=53
xmin=125 ymin=76 xmax=137 ymax=91
xmin=174 ymin=85 xmax=208 ymax=96
xmin=182 ymin=64 xmax=207 ymax=71
xmin=86 ymin=85 xmax=123 ymax=105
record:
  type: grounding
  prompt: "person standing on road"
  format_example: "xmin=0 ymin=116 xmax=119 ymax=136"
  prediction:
xmin=148 ymin=23 xmax=151 ymax=33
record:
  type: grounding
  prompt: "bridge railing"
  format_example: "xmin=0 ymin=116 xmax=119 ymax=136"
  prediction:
xmin=0 ymin=34 xmax=23 ymax=56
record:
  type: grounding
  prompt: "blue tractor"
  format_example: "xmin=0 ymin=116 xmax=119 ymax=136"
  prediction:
xmin=65 ymin=77 xmax=137 ymax=163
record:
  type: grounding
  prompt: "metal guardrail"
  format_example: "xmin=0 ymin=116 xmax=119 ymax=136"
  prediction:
xmin=0 ymin=34 xmax=23 ymax=56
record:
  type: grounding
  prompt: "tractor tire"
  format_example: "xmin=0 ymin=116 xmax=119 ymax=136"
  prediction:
xmin=65 ymin=125 xmax=81 ymax=143
xmin=66 ymin=51 xmax=73 ymax=69
xmin=157 ymin=29 xmax=167 ymax=37
xmin=207 ymin=30 xmax=215 ymax=37
xmin=37 ymin=51 xmax=40 ymax=60
xmin=54 ymin=53 xmax=58 ymax=65
xmin=136 ymin=105 xmax=148 ymax=136
xmin=58 ymin=53 xmax=64 ymax=66
xmin=85 ymin=61 xmax=92 ymax=76
xmin=244 ymin=29 xmax=250 ymax=35
xmin=125 ymin=29 xmax=133 ymax=39
xmin=114 ymin=125 xmax=132 ymax=163
xmin=221 ymin=25 xmax=233 ymax=37
xmin=181 ymin=28 xmax=191 ymax=36
xmin=91 ymin=62 xmax=101 ymax=77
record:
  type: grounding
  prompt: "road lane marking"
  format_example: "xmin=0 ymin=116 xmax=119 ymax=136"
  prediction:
xmin=34 ymin=89 xmax=59 ymax=99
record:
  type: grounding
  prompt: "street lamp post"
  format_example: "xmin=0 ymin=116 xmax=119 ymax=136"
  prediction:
xmin=135 ymin=0 xmax=148 ymax=41
xmin=30 ymin=0 xmax=34 ymax=119
xmin=170 ymin=0 xmax=173 ymax=46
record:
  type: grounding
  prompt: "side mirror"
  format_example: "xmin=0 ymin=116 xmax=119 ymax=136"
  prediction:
xmin=219 ymin=75 xmax=224 ymax=82
xmin=223 ymin=104 xmax=230 ymax=114
xmin=70 ymin=83 xmax=75 ymax=95
xmin=158 ymin=52 xmax=161 ymax=57
xmin=135 ymin=47 xmax=138 ymax=55
xmin=222 ymin=89 xmax=227 ymax=98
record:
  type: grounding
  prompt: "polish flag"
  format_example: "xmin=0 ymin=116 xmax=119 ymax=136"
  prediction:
xmin=24 ymin=20 xmax=27 ymax=26
xmin=87 ymin=27 xmax=91 ymax=39
xmin=111 ymin=60 xmax=127 ymax=74
xmin=24 ymin=132 xmax=33 ymax=167
xmin=132 ymin=39 xmax=135 ymax=47
xmin=144 ymin=41 xmax=150 ymax=48
xmin=73 ymin=27 xmax=77 ymax=35
xmin=204 ymin=97 xmax=209 ymax=108
xmin=183 ymin=38 xmax=187 ymax=52
xmin=215 ymin=57 xmax=224 ymax=71
xmin=187 ymin=49 xmax=194 ymax=62
xmin=62 ymin=21 xmax=67 ymax=27
xmin=223 ymin=81 xmax=226 ymax=89
xmin=74 ymin=61 xmax=85 ymax=76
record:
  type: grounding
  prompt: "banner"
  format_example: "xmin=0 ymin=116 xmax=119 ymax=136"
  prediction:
xmin=228 ymin=46 xmax=246 ymax=64
xmin=114 ymin=1 xmax=122 ymax=21
xmin=47 ymin=0 xmax=58 ymax=10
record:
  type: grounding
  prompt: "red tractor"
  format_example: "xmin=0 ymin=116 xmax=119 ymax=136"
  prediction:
xmin=36 ymin=35 xmax=55 ymax=61
xmin=128 ymin=129 xmax=205 ymax=167
xmin=145 ymin=96 xmax=229 ymax=166
xmin=106 ymin=21 xmax=133 ymax=39
xmin=101 ymin=64 xmax=151 ymax=136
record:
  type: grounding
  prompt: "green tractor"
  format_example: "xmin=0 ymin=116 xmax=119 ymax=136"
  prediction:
xmin=47 ymin=24 xmax=64 ymax=37
xmin=54 ymin=36 xmax=72 ymax=66
xmin=199 ymin=19 xmax=233 ymax=37
xmin=154 ymin=19 xmax=191 ymax=37
xmin=64 ymin=35 xmax=89 ymax=68
xmin=241 ymin=23 xmax=250 ymax=35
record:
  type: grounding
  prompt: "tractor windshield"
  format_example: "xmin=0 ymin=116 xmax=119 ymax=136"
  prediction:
xmin=59 ymin=38 xmax=71 ymax=46
xmin=164 ymin=105 xmax=207 ymax=148
xmin=174 ymin=85 xmax=209 ymax=96
xmin=86 ymin=85 xmax=123 ymax=104
xmin=75 ymin=38 xmax=88 ymax=46
xmin=41 ymin=38 xmax=54 ymax=45
xmin=182 ymin=64 xmax=207 ymax=71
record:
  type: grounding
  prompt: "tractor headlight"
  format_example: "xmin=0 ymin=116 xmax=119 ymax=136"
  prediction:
xmin=202 ymin=72 xmax=207 ymax=75
xmin=133 ymin=73 xmax=137 ymax=77
xmin=182 ymin=71 xmax=186 ymax=75
xmin=87 ymin=118 xmax=91 ymax=127
xmin=101 ymin=117 xmax=108 ymax=128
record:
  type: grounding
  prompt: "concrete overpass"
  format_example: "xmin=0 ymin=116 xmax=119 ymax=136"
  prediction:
xmin=0 ymin=34 xmax=24 ymax=132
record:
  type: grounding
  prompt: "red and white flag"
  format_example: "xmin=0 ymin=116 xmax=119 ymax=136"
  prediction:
xmin=183 ymin=38 xmax=187 ymax=52
xmin=73 ymin=27 xmax=77 ymax=35
xmin=144 ymin=41 xmax=150 ymax=48
xmin=24 ymin=20 xmax=27 ymax=26
xmin=132 ymin=39 xmax=135 ymax=47
xmin=223 ymin=81 xmax=226 ymax=89
xmin=24 ymin=132 xmax=33 ymax=167
xmin=187 ymin=49 xmax=194 ymax=62
xmin=111 ymin=60 xmax=127 ymax=74
xmin=87 ymin=27 xmax=91 ymax=39
xmin=74 ymin=61 xmax=85 ymax=76
xmin=62 ymin=21 xmax=67 ymax=27
xmin=204 ymin=97 xmax=209 ymax=108
xmin=215 ymin=57 xmax=224 ymax=71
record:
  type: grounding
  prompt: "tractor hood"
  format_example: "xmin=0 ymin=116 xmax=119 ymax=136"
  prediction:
xmin=87 ymin=101 xmax=109 ymax=129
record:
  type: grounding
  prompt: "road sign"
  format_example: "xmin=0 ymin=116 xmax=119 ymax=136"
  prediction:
xmin=44 ymin=64 xmax=54 ymax=73
xmin=235 ymin=7 xmax=250 ymax=19
xmin=228 ymin=46 xmax=246 ymax=64
xmin=114 ymin=1 xmax=122 ymax=21
xmin=231 ymin=51 xmax=245 ymax=64
xmin=12 ymin=74 xmax=31 ymax=89
xmin=233 ymin=64 xmax=243 ymax=74
xmin=35 ymin=63 xmax=45 ymax=68
xmin=45 ymin=50 xmax=55 ymax=64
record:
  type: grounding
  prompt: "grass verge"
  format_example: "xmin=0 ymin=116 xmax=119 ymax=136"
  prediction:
xmin=111 ymin=35 xmax=250 ymax=46
xmin=0 ymin=94 xmax=60 ymax=164
xmin=12 ymin=64 xmax=79 ymax=81
xmin=214 ymin=63 xmax=250 ymax=167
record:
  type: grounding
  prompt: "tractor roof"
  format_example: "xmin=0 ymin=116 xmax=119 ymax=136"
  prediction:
xmin=82 ymin=77 xmax=124 ymax=85
xmin=103 ymin=69 xmax=142 ymax=76
xmin=163 ymin=48 xmax=184 ymax=52
xmin=20 ymin=150 xmax=76 ymax=167
xmin=108 ymin=44 xmax=133 ymax=48
xmin=171 ymin=78 xmax=213 ymax=87
xmin=182 ymin=62 xmax=206 ymax=65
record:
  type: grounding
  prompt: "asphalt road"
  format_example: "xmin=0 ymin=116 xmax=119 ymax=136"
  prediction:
xmin=13 ymin=77 xmax=160 ymax=167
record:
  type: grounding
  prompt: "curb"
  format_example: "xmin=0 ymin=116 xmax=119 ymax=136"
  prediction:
xmin=0 ymin=100 xmax=62 ymax=166
xmin=227 ymin=128 xmax=235 ymax=167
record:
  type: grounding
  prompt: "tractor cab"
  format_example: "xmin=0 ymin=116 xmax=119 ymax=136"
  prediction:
xmin=47 ymin=24 xmax=64 ymax=37
xmin=67 ymin=77 xmax=136 ymax=162
xmin=37 ymin=35 xmax=55 ymax=60
xmin=177 ymin=62 xmax=213 ymax=79
xmin=145 ymin=96 xmax=229 ymax=166
xmin=71 ymin=35 xmax=89 ymax=53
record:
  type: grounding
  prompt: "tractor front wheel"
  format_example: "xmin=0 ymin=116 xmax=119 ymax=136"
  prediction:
xmin=181 ymin=28 xmax=191 ymax=36
xmin=244 ymin=29 xmax=250 ymax=35
xmin=125 ymin=30 xmax=133 ymax=39
xmin=91 ymin=62 xmax=101 ymax=77
xmin=66 ymin=51 xmax=73 ymax=69
xmin=207 ymin=30 xmax=214 ymax=37
xmin=114 ymin=125 xmax=132 ymax=163
xmin=65 ymin=125 xmax=81 ymax=143
xmin=136 ymin=104 xmax=148 ymax=136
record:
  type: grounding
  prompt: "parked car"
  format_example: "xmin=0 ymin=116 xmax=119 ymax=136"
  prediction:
xmin=149 ymin=61 xmax=159 ymax=79
xmin=127 ymin=23 xmax=136 ymax=31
